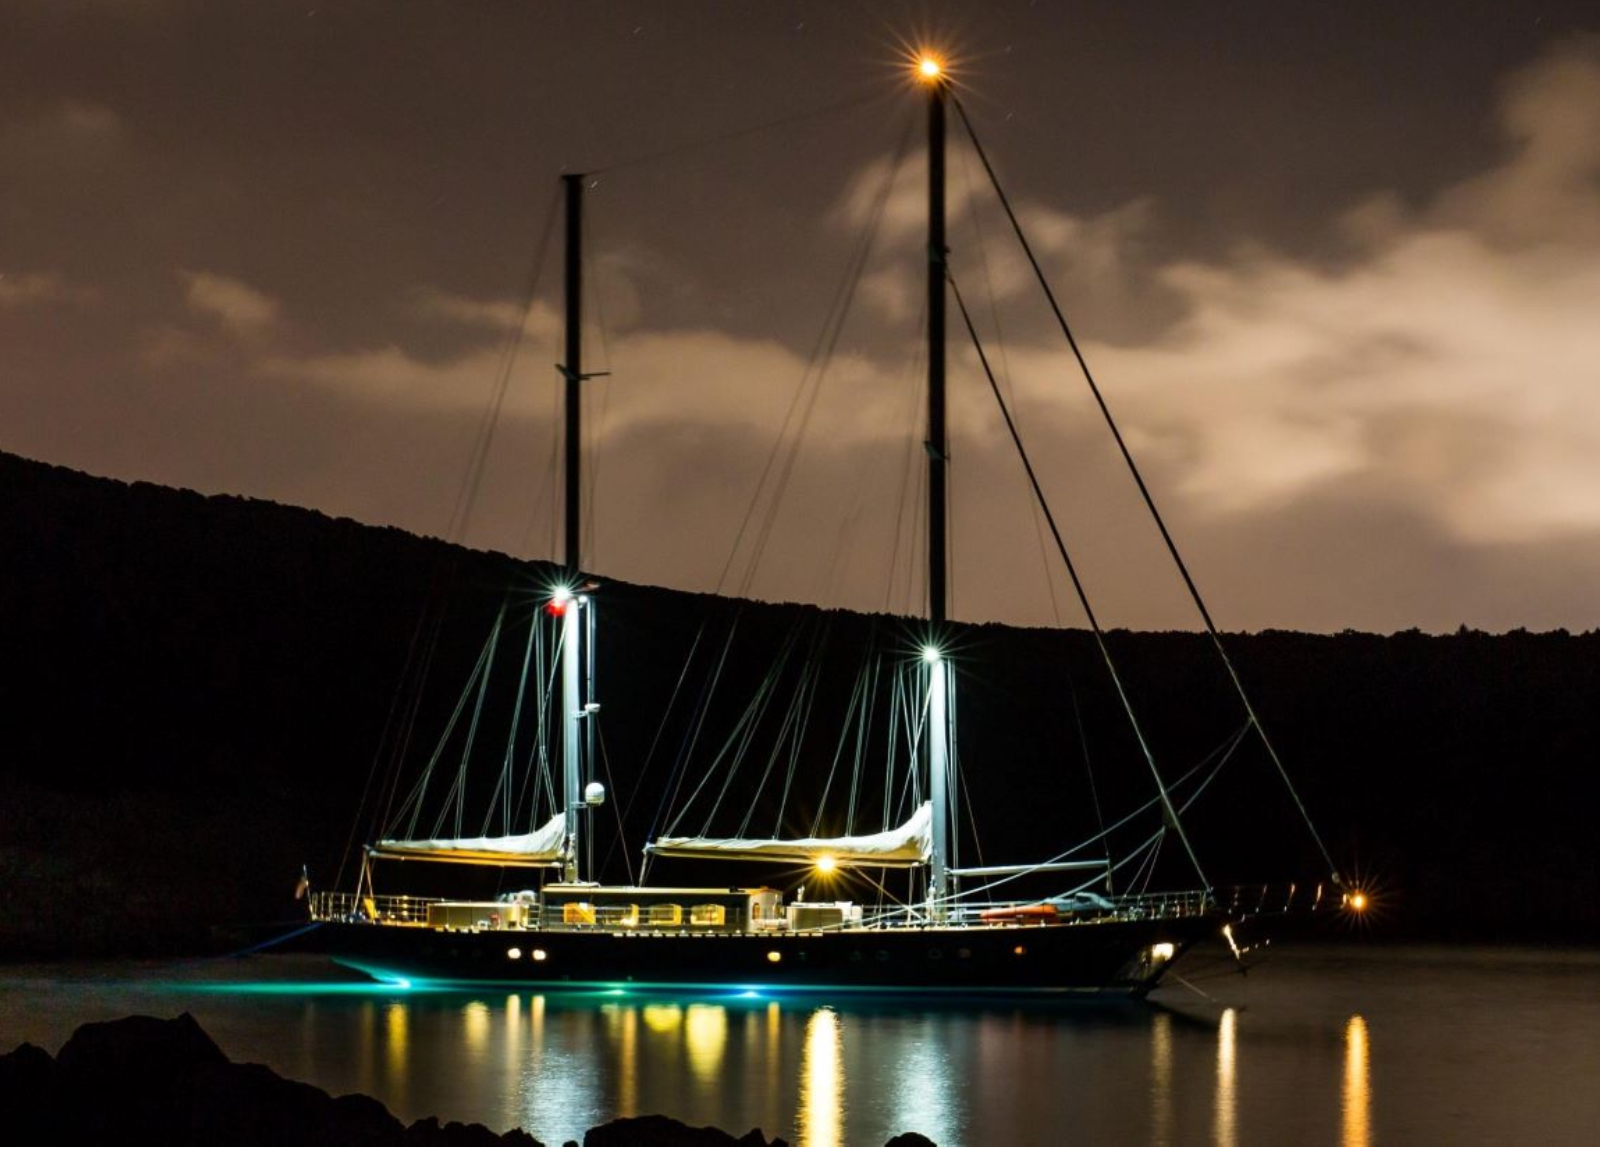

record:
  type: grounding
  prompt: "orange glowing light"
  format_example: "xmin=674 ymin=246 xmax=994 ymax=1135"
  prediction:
xmin=917 ymin=56 xmax=943 ymax=82
xmin=1349 ymin=892 xmax=1369 ymax=912
xmin=815 ymin=855 xmax=838 ymax=874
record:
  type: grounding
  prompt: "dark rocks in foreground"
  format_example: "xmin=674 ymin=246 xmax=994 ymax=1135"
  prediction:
xmin=581 ymin=1114 xmax=782 ymax=1146
xmin=0 ymin=1013 xmax=934 ymax=1146
xmin=0 ymin=1013 xmax=535 ymax=1146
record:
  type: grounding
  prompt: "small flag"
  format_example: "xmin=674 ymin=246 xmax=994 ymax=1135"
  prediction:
xmin=293 ymin=865 xmax=310 ymax=901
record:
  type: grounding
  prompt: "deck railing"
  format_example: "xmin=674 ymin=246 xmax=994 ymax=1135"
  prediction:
xmin=308 ymin=891 xmax=441 ymax=925
xmin=1217 ymin=881 xmax=1336 ymax=917
xmin=309 ymin=883 xmax=1322 ymax=931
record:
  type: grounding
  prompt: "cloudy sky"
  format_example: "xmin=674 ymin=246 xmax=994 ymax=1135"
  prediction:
xmin=4 ymin=1 xmax=1600 ymax=633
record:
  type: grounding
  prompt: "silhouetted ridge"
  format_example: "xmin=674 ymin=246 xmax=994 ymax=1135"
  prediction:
xmin=1 ymin=449 xmax=1596 ymax=950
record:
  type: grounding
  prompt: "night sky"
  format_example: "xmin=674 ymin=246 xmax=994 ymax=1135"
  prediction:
xmin=5 ymin=2 xmax=1600 ymax=633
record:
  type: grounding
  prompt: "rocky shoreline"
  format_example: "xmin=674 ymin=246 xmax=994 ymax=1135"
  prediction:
xmin=0 ymin=1012 xmax=934 ymax=1146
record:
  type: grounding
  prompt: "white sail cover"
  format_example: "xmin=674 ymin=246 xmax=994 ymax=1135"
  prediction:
xmin=370 ymin=812 xmax=567 ymax=867
xmin=648 ymin=801 xmax=932 ymax=868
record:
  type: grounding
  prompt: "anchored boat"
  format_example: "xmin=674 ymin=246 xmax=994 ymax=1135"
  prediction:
xmin=311 ymin=54 xmax=1353 ymax=995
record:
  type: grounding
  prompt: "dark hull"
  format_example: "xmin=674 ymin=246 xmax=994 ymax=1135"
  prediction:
xmin=319 ymin=912 xmax=1222 ymax=997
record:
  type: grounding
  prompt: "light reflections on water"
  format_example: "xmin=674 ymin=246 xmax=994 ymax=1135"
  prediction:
xmin=685 ymin=1003 xmax=728 ymax=1087
xmin=504 ymin=995 xmax=526 ymax=1126
xmin=1149 ymin=1009 xmax=1173 ymax=1145
xmin=504 ymin=993 xmax=521 ymax=1057
xmin=641 ymin=1002 xmax=681 ymax=1033
xmin=883 ymin=1025 xmax=956 ymax=1142
xmin=1343 ymin=1014 xmax=1371 ymax=1147
xmin=462 ymin=1000 xmax=489 ymax=1054
xmin=517 ymin=999 xmax=603 ymax=1141
xmin=1214 ymin=1006 xmax=1238 ymax=1146
xmin=614 ymin=1001 xmax=638 ymax=1118
xmin=8 ymin=947 xmax=1600 ymax=1144
xmin=798 ymin=1007 xmax=842 ymax=1147
xmin=764 ymin=1001 xmax=782 ymax=1121
xmin=383 ymin=1001 xmax=409 ymax=1112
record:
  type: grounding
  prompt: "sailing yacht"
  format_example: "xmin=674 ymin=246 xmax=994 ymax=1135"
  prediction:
xmin=310 ymin=56 xmax=1351 ymax=995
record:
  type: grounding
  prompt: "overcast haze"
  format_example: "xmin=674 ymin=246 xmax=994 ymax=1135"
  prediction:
xmin=5 ymin=2 xmax=1600 ymax=632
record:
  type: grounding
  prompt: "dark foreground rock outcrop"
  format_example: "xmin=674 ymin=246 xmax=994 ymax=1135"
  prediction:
xmin=580 ymin=1114 xmax=781 ymax=1146
xmin=0 ymin=1013 xmax=536 ymax=1145
xmin=0 ymin=1013 xmax=933 ymax=1145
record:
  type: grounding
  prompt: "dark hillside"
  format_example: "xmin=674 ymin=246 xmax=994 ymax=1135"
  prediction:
xmin=1 ymin=450 xmax=1596 ymax=956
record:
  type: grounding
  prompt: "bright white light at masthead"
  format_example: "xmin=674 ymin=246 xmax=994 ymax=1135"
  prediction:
xmin=917 ymin=56 xmax=943 ymax=80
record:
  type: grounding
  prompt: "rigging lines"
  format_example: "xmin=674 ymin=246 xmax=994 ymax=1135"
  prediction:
xmin=952 ymin=95 xmax=1343 ymax=888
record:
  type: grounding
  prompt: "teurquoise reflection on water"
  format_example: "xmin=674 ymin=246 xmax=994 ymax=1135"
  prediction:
xmin=11 ymin=948 xmax=1600 ymax=1144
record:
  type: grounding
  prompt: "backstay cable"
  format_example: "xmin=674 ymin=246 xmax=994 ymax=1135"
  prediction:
xmin=948 ymin=268 xmax=1209 ymax=890
xmin=953 ymin=97 xmax=1341 ymax=887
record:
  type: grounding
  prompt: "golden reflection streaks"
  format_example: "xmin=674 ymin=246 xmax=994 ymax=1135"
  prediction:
xmin=798 ymin=1008 xmax=842 ymax=1148
xmin=463 ymin=1000 xmax=490 ymax=1056
xmin=642 ymin=1004 xmax=683 ymax=1034
xmin=384 ymin=1001 xmax=409 ymax=1112
xmin=685 ymin=1004 xmax=728 ymax=1086
xmin=1214 ymin=1007 xmax=1237 ymax=1147
xmin=1149 ymin=1011 xmax=1173 ymax=1146
xmin=766 ymin=1002 xmax=782 ymax=1116
xmin=504 ymin=995 xmax=523 ymax=1126
xmin=619 ymin=1005 xmax=639 ymax=1119
xmin=505 ymin=994 xmax=522 ymax=1058
xmin=1343 ymin=1014 xmax=1371 ymax=1147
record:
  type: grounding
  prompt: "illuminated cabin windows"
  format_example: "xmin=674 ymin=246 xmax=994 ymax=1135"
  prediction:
xmin=690 ymin=904 xmax=727 ymax=927
xmin=545 ymin=887 xmax=752 ymax=932
xmin=648 ymin=904 xmax=684 ymax=927
xmin=596 ymin=904 xmax=640 ymax=928
xmin=562 ymin=902 xmax=596 ymax=926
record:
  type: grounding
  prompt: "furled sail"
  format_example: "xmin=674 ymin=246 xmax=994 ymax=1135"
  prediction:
xmin=647 ymin=801 xmax=932 ymax=868
xmin=369 ymin=811 xmax=567 ymax=867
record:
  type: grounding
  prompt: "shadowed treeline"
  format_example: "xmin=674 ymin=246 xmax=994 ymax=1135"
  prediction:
xmin=1 ymin=449 xmax=1595 ymax=958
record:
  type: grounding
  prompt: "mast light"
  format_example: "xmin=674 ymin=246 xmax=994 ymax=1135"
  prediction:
xmin=815 ymin=854 xmax=838 ymax=875
xmin=921 ymin=645 xmax=942 ymax=664
xmin=546 ymin=584 xmax=576 ymax=616
xmin=917 ymin=56 xmax=943 ymax=82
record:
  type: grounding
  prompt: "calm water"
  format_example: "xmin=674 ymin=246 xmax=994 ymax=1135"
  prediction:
xmin=2 ymin=944 xmax=1597 ymax=1145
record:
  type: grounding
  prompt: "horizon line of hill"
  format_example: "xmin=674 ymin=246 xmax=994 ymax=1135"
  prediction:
xmin=2 ymin=446 xmax=1597 ymax=956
